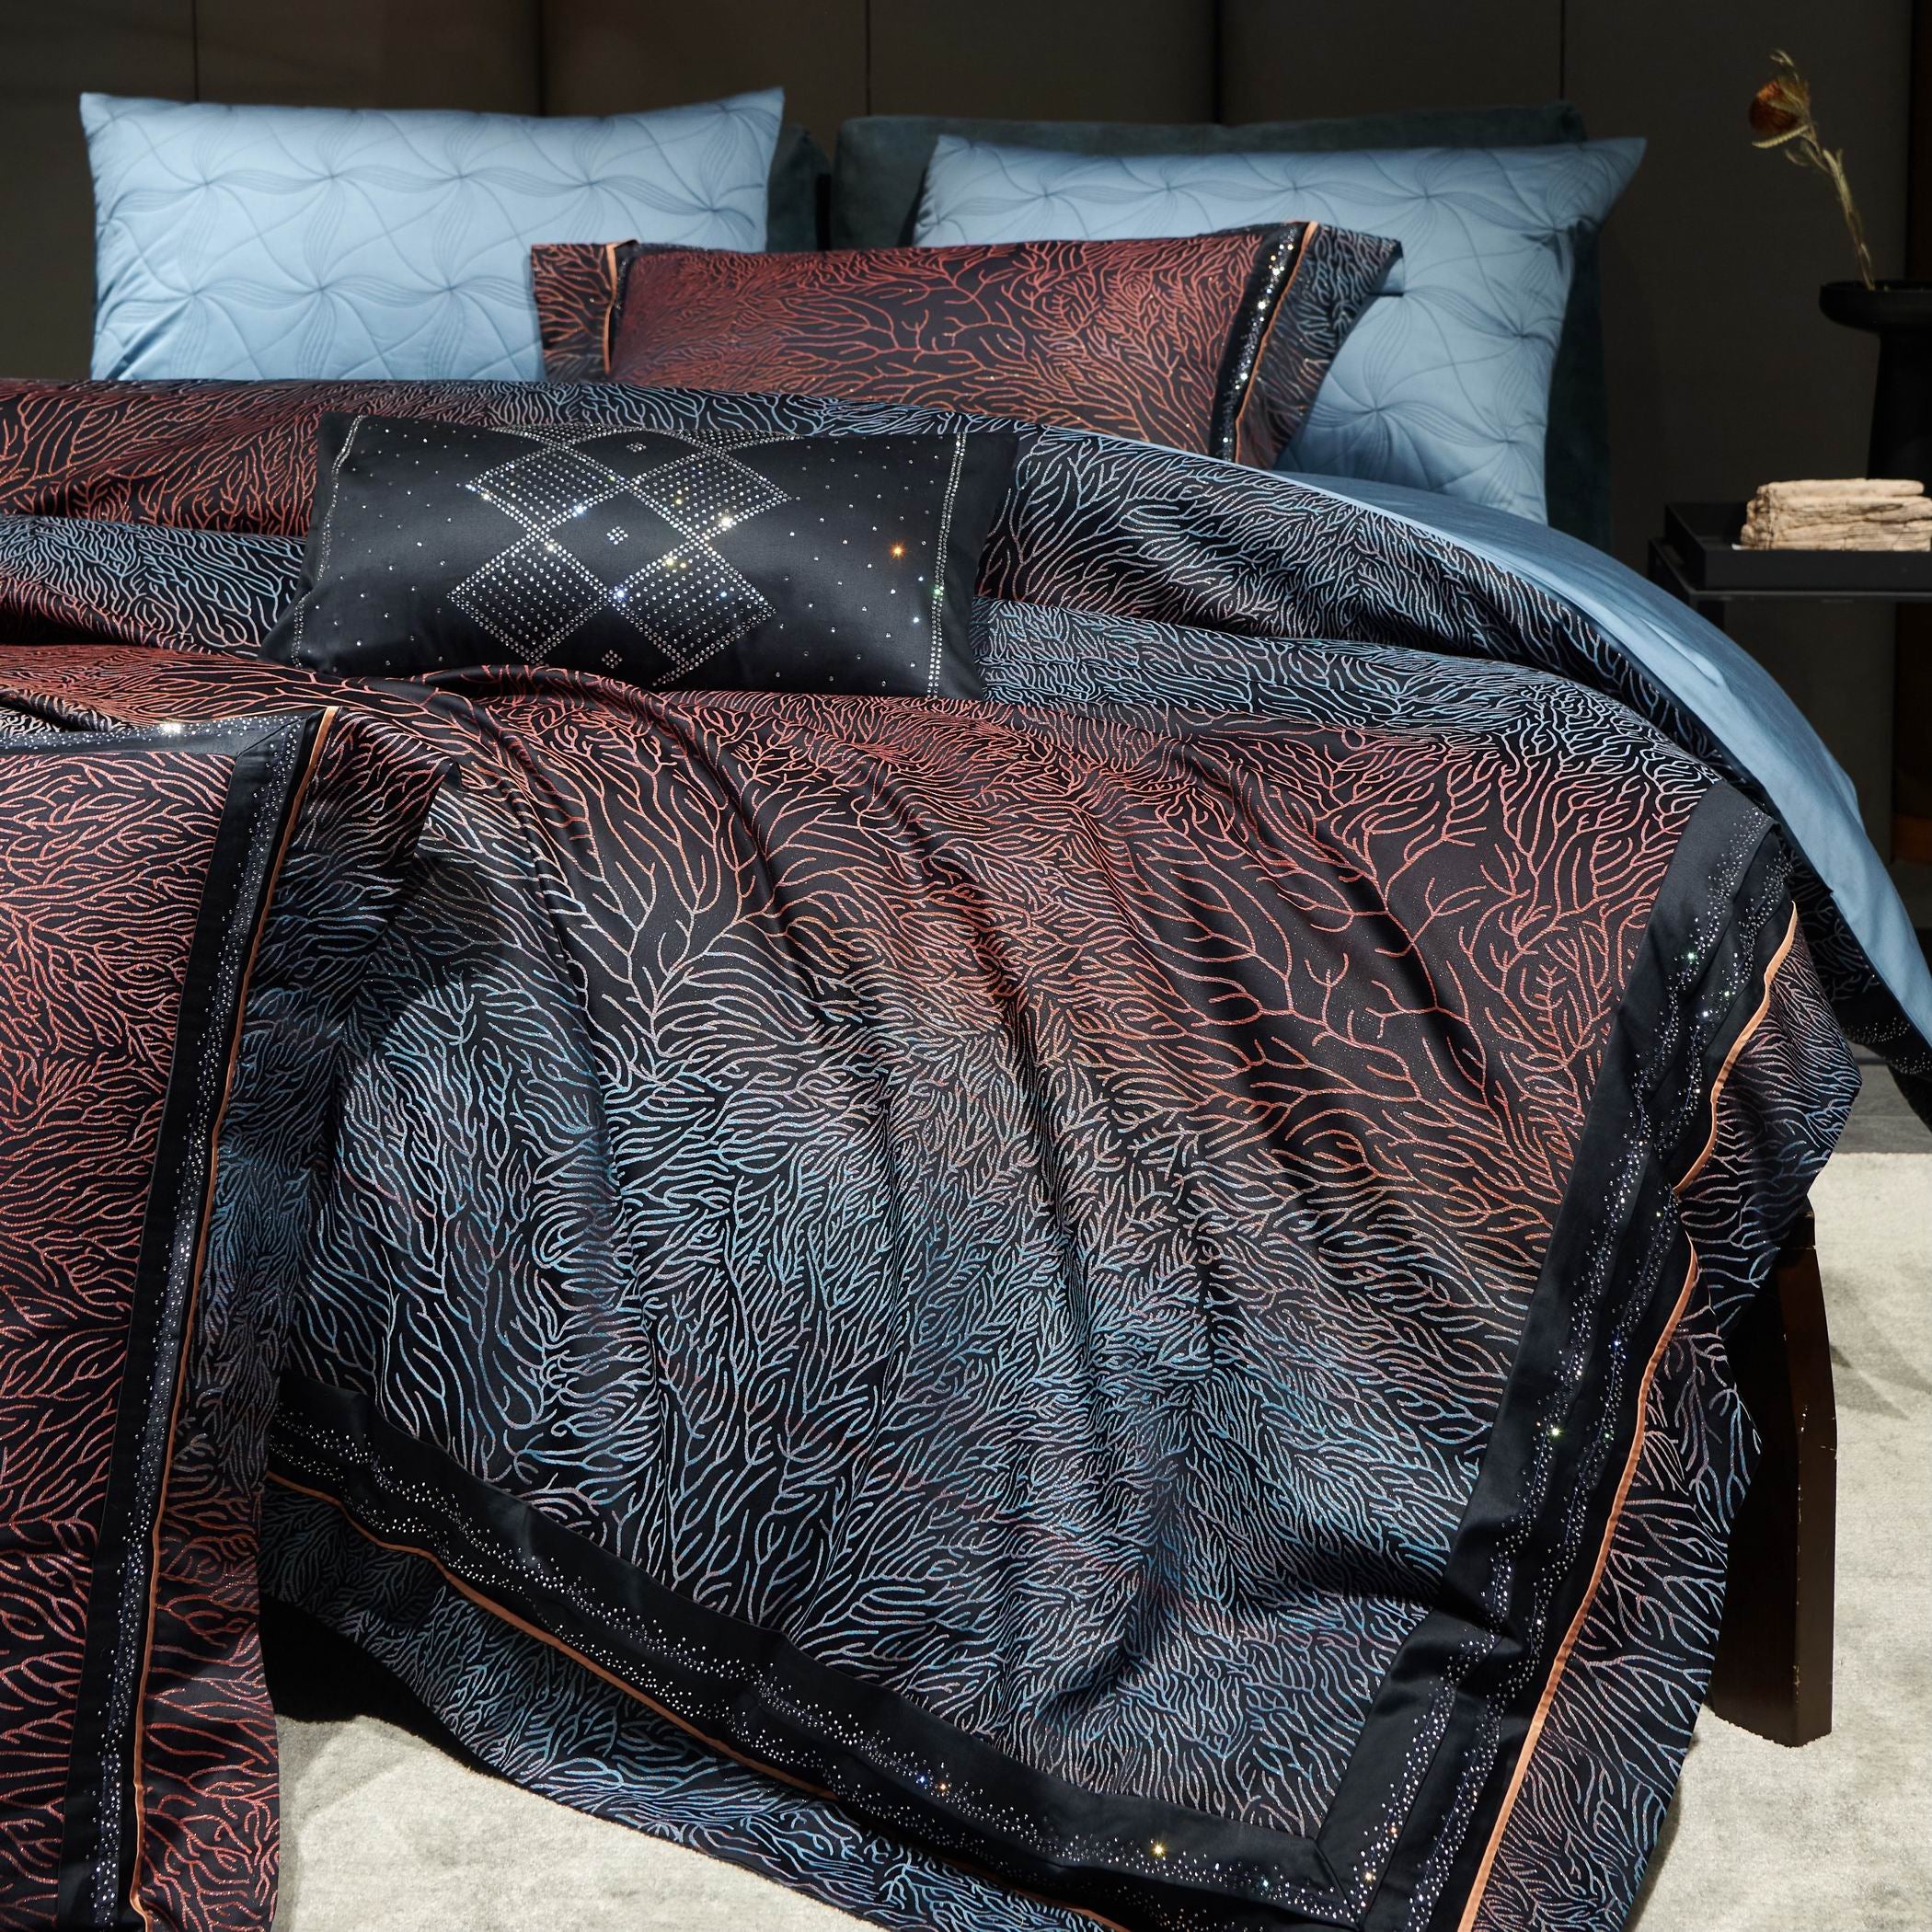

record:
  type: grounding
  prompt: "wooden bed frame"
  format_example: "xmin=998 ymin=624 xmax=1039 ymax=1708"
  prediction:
xmin=1706 ymin=1202 xmax=1834 ymax=1747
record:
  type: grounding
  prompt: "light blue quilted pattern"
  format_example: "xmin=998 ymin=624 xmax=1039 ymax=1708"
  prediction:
xmin=915 ymin=137 xmax=1641 ymax=523
xmin=84 ymin=91 xmax=782 ymax=382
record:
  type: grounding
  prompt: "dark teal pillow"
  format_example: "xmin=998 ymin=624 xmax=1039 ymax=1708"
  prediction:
xmin=830 ymin=106 xmax=1609 ymax=548
xmin=766 ymin=122 xmax=829 ymax=251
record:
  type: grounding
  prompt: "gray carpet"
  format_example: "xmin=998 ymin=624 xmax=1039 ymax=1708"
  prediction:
xmin=271 ymin=1141 xmax=1931 ymax=1930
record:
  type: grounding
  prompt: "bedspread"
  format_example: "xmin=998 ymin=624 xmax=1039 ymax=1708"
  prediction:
xmin=1 ymin=380 xmax=1918 ymax=1932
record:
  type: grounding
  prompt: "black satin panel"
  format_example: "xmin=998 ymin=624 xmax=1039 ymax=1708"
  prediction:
xmin=269 ymin=1376 xmax=1349 ymax=1931
xmin=265 ymin=416 xmax=1016 ymax=700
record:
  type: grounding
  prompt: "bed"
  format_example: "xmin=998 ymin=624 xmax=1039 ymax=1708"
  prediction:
xmin=2 ymin=74 xmax=1928 ymax=1932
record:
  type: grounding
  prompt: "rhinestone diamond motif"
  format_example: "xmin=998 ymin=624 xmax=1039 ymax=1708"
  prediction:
xmin=451 ymin=431 xmax=793 ymax=671
xmin=617 ymin=544 xmax=769 ymax=673
xmin=630 ymin=451 xmax=790 ymax=540
xmin=451 ymin=534 xmax=607 ymax=663
xmin=470 ymin=445 xmax=621 ymax=532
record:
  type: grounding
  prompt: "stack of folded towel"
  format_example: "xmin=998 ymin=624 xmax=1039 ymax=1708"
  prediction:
xmin=1740 ymin=478 xmax=1932 ymax=550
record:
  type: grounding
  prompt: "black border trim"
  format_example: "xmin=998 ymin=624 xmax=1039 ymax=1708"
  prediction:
xmin=1348 ymin=784 xmax=1792 ymax=1932
xmin=269 ymin=1381 xmax=1350 ymax=1929
xmin=44 ymin=714 xmax=323 ymax=1931
xmin=1411 ymin=813 xmax=1799 ymax=1932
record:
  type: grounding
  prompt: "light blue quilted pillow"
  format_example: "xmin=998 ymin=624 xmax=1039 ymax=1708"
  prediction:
xmin=83 ymin=91 xmax=782 ymax=382
xmin=915 ymin=136 xmax=1642 ymax=523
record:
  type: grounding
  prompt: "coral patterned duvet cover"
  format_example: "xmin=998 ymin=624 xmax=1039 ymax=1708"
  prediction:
xmin=0 ymin=379 xmax=1924 ymax=1932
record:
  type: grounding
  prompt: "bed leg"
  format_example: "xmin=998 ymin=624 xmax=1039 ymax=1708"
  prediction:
xmin=1706 ymin=1203 xmax=1835 ymax=1746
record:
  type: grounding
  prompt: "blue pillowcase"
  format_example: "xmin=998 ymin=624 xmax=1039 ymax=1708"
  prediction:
xmin=915 ymin=136 xmax=1642 ymax=523
xmin=83 ymin=91 xmax=783 ymax=383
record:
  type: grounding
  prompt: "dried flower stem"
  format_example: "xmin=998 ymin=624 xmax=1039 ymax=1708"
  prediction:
xmin=1809 ymin=143 xmax=1875 ymax=289
xmin=1752 ymin=50 xmax=1875 ymax=290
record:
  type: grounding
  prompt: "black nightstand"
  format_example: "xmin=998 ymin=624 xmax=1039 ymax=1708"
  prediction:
xmin=1649 ymin=503 xmax=1932 ymax=1014
xmin=1648 ymin=500 xmax=1932 ymax=631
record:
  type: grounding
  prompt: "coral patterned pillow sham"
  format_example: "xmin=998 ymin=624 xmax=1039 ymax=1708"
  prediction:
xmin=532 ymin=228 xmax=1397 ymax=466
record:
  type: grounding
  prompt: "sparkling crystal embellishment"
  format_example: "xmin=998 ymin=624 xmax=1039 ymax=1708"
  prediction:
xmin=449 ymin=432 xmax=793 ymax=671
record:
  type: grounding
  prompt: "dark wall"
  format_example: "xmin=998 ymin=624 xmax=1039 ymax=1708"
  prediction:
xmin=1897 ymin=0 xmax=1932 ymax=859
xmin=0 ymin=0 xmax=1916 ymax=834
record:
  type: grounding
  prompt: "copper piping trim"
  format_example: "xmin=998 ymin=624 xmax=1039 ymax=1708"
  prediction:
xmin=126 ymin=708 xmax=337 ymax=1925
xmin=1454 ymin=906 xmax=1803 ymax=1931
